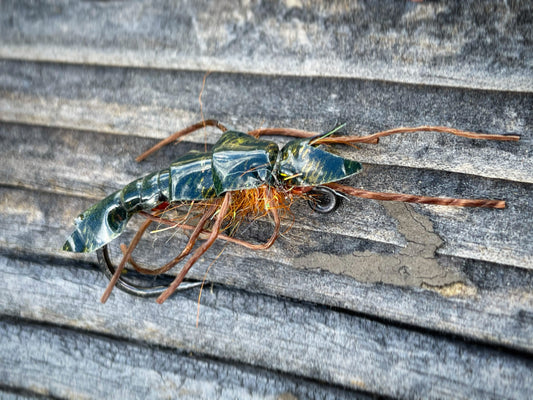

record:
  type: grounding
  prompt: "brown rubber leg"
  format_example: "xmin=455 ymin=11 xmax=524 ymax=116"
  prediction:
xmin=136 ymin=119 xmax=228 ymax=162
xmin=247 ymin=127 xmax=319 ymax=139
xmin=128 ymin=203 xmax=219 ymax=275
xmin=139 ymin=205 xmax=281 ymax=251
xmin=327 ymin=182 xmax=506 ymax=209
xmin=156 ymin=192 xmax=233 ymax=304
xmin=100 ymin=218 xmax=153 ymax=303
xmin=311 ymin=125 xmax=520 ymax=146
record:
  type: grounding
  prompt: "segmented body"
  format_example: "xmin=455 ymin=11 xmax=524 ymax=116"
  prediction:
xmin=62 ymin=120 xmax=517 ymax=303
xmin=63 ymin=129 xmax=361 ymax=253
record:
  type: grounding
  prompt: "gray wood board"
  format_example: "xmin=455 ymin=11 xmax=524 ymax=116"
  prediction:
xmin=0 ymin=0 xmax=531 ymax=91
xmin=1 ymin=60 xmax=531 ymax=183
xmin=1 ymin=179 xmax=532 ymax=354
xmin=1 ymin=253 xmax=532 ymax=400
xmin=0 ymin=317 xmax=362 ymax=400
xmin=2 ymin=123 xmax=532 ymax=269
xmin=1 ymin=0 xmax=532 ymax=398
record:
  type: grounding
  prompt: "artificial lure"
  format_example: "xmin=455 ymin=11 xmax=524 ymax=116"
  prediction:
xmin=63 ymin=120 xmax=519 ymax=303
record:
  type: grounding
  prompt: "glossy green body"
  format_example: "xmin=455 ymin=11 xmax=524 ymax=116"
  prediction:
xmin=212 ymin=131 xmax=279 ymax=194
xmin=63 ymin=129 xmax=362 ymax=253
xmin=277 ymin=138 xmax=361 ymax=186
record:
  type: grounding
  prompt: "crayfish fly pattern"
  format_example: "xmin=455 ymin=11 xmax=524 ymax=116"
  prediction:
xmin=63 ymin=128 xmax=361 ymax=254
xmin=62 ymin=120 xmax=519 ymax=304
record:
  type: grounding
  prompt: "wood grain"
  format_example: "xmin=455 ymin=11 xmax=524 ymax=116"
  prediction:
xmin=1 ymin=253 xmax=532 ymax=399
xmin=1 ymin=1 xmax=531 ymax=91
xmin=1 ymin=61 xmax=530 ymax=183
xmin=1 ymin=181 xmax=532 ymax=355
xmin=0 ymin=1 xmax=532 ymax=398
xmin=0 ymin=317 xmax=363 ymax=399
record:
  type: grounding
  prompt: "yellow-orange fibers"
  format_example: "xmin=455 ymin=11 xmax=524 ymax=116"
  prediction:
xmin=153 ymin=185 xmax=303 ymax=236
xmin=226 ymin=185 xmax=296 ymax=225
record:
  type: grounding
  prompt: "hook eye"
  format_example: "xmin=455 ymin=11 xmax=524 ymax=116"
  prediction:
xmin=307 ymin=186 xmax=341 ymax=214
xmin=96 ymin=245 xmax=202 ymax=298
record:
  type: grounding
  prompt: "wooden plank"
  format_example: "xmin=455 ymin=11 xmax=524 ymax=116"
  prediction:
xmin=0 ymin=0 xmax=531 ymax=91
xmin=0 ymin=61 xmax=531 ymax=183
xmin=1 ymin=1 xmax=532 ymax=398
xmin=1 ymin=184 xmax=532 ymax=353
xmin=2 ymin=123 xmax=531 ymax=269
xmin=1 ymin=253 xmax=532 ymax=399
xmin=0 ymin=318 xmax=363 ymax=400
xmin=0 ymin=390 xmax=44 ymax=400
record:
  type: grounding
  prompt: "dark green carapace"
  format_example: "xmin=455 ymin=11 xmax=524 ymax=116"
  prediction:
xmin=63 ymin=129 xmax=362 ymax=253
xmin=277 ymin=138 xmax=362 ymax=186
xmin=212 ymin=131 xmax=279 ymax=194
xmin=169 ymin=152 xmax=215 ymax=200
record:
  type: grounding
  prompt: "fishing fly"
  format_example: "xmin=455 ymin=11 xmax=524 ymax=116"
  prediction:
xmin=63 ymin=120 xmax=519 ymax=303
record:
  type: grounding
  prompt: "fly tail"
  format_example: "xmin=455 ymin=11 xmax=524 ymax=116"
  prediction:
xmin=63 ymin=191 xmax=132 ymax=253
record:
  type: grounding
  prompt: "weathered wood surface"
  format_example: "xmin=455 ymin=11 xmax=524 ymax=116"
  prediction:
xmin=1 ymin=0 xmax=531 ymax=91
xmin=1 ymin=253 xmax=532 ymax=400
xmin=0 ymin=317 xmax=362 ymax=400
xmin=1 ymin=1 xmax=532 ymax=399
